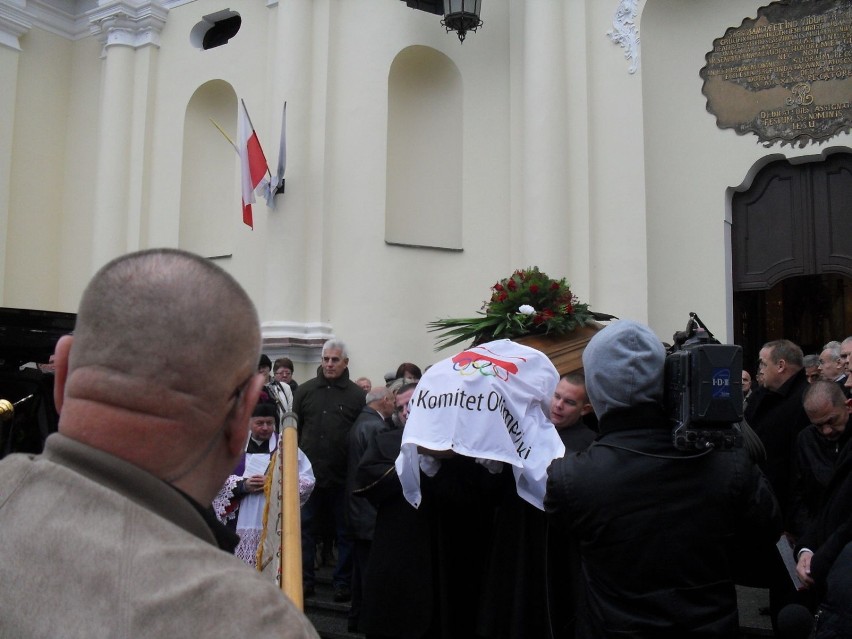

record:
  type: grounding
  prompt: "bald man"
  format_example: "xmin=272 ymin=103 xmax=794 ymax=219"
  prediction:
xmin=0 ymin=249 xmax=318 ymax=638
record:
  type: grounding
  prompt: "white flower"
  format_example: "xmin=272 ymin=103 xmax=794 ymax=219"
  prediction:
xmin=518 ymin=304 xmax=536 ymax=315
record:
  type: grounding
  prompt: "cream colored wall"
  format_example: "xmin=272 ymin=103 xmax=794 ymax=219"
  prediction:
xmin=9 ymin=0 xmax=850 ymax=382
xmin=0 ymin=44 xmax=20 ymax=304
xmin=0 ymin=0 xmax=654 ymax=382
xmin=583 ymin=0 xmax=649 ymax=326
xmin=641 ymin=0 xmax=852 ymax=345
xmin=57 ymin=35 xmax=102 ymax=311
xmin=4 ymin=28 xmax=73 ymax=310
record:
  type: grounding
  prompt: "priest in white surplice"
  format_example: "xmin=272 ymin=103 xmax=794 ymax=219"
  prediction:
xmin=214 ymin=399 xmax=314 ymax=567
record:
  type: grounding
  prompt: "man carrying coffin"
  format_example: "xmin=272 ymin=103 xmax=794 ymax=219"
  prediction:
xmin=357 ymin=340 xmax=566 ymax=639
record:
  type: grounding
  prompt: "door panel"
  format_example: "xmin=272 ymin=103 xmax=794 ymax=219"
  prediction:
xmin=732 ymin=153 xmax=852 ymax=371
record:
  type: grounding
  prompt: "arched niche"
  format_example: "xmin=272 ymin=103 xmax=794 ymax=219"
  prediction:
xmin=180 ymin=81 xmax=237 ymax=257
xmin=385 ymin=45 xmax=463 ymax=250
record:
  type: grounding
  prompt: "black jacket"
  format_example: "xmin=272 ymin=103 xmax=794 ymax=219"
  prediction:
xmin=545 ymin=403 xmax=782 ymax=638
xmin=345 ymin=405 xmax=392 ymax=539
xmin=744 ymin=369 xmax=810 ymax=525
xmin=790 ymin=425 xmax=852 ymax=539
xmin=294 ymin=367 xmax=365 ymax=488
xmin=798 ymin=440 xmax=852 ymax=591
xmin=354 ymin=429 xmax=508 ymax=639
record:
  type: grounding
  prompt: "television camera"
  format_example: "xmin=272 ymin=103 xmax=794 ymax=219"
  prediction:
xmin=665 ymin=313 xmax=744 ymax=452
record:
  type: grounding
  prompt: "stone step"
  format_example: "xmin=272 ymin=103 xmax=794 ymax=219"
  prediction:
xmin=302 ymin=568 xmax=774 ymax=639
xmin=304 ymin=565 xmax=363 ymax=639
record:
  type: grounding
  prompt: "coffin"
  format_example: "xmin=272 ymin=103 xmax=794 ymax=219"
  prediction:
xmin=514 ymin=323 xmax=604 ymax=376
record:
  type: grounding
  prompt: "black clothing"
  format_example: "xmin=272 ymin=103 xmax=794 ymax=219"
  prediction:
xmin=798 ymin=440 xmax=852 ymax=590
xmin=744 ymin=369 xmax=810 ymax=525
xmin=346 ymin=405 xmax=393 ymax=634
xmin=790 ymin=425 xmax=852 ymax=539
xmin=355 ymin=429 xmax=507 ymax=639
xmin=743 ymin=370 xmax=811 ymax=628
xmin=814 ymin=540 xmax=852 ymax=639
xmin=545 ymin=403 xmax=782 ymax=638
xmin=346 ymin=405 xmax=392 ymax=539
xmin=557 ymin=423 xmax=596 ymax=453
xmin=294 ymin=366 xmax=365 ymax=488
xmin=245 ymin=437 xmax=272 ymax=454
xmin=174 ymin=485 xmax=241 ymax=553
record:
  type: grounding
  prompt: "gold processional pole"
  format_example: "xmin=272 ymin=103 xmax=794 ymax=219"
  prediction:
xmin=280 ymin=411 xmax=303 ymax=609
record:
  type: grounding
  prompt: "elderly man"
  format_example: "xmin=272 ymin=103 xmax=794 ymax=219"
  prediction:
xmin=546 ymin=320 xmax=781 ymax=637
xmin=295 ymin=339 xmax=365 ymax=601
xmin=819 ymin=342 xmax=847 ymax=387
xmin=0 ymin=249 xmax=318 ymax=638
xmin=346 ymin=386 xmax=395 ymax=633
xmin=804 ymin=354 xmax=822 ymax=384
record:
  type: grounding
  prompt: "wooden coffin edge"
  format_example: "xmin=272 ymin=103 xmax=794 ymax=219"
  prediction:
xmin=513 ymin=322 xmax=605 ymax=377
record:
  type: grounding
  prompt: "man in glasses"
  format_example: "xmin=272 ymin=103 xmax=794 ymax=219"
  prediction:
xmin=0 ymin=249 xmax=318 ymax=638
xmin=295 ymin=338 xmax=365 ymax=602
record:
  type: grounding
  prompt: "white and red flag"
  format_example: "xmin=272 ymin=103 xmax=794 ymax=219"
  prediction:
xmin=237 ymin=99 xmax=269 ymax=229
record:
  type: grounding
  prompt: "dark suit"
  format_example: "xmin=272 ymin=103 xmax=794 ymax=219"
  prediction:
xmin=743 ymin=368 xmax=811 ymax=627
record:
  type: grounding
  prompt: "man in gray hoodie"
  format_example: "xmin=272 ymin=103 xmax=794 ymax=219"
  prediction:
xmin=545 ymin=320 xmax=781 ymax=638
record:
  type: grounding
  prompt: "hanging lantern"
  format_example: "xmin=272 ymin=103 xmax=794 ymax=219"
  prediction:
xmin=441 ymin=0 xmax=483 ymax=43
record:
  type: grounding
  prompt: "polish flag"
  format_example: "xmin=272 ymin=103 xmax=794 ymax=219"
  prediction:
xmin=237 ymin=100 xmax=269 ymax=229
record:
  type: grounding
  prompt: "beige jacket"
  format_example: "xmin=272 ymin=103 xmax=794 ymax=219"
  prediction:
xmin=0 ymin=434 xmax=319 ymax=639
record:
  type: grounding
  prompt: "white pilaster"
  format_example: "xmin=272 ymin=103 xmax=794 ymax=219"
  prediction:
xmin=521 ymin=0 xmax=570 ymax=275
xmin=88 ymin=0 xmax=166 ymax=270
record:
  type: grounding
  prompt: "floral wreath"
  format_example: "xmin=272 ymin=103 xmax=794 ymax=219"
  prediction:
xmin=428 ymin=267 xmax=597 ymax=349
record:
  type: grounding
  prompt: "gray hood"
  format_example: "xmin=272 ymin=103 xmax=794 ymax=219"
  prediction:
xmin=581 ymin=320 xmax=666 ymax=419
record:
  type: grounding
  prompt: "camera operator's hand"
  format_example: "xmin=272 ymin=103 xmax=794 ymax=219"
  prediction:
xmin=795 ymin=550 xmax=814 ymax=589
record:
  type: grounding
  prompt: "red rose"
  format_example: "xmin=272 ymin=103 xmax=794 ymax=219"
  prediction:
xmin=533 ymin=313 xmax=545 ymax=325
xmin=529 ymin=284 xmax=539 ymax=294
xmin=550 ymin=282 xmax=560 ymax=291
xmin=507 ymin=279 xmax=517 ymax=291
xmin=498 ymin=292 xmax=508 ymax=302
xmin=494 ymin=283 xmax=504 ymax=292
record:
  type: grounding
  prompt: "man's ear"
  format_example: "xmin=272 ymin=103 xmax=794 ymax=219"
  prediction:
xmin=224 ymin=373 xmax=265 ymax=457
xmin=581 ymin=402 xmax=593 ymax=416
xmin=845 ymin=397 xmax=852 ymax=414
xmin=53 ymin=335 xmax=73 ymax=414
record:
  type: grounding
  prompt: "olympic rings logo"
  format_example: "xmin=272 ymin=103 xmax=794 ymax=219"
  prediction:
xmin=451 ymin=348 xmax=526 ymax=381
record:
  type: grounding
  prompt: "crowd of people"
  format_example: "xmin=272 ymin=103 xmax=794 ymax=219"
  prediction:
xmin=739 ymin=338 xmax=852 ymax=638
xmin=1 ymin=247 xmax=851 ymax=639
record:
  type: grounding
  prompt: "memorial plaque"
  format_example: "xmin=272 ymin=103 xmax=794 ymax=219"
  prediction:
xmin=700 ymin=0 xmax=852 ymax=147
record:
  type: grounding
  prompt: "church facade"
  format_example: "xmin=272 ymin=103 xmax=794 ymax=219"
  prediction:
xmin=2 ymin=0 xmax=850 ymax=381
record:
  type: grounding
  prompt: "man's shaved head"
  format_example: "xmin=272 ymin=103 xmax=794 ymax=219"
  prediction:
xmin=71 ymin=249 xmax=260 ymax=398
xmin=55 ymin=249 xmax=265 ymax=502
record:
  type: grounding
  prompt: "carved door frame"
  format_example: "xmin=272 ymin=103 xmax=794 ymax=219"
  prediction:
xmin=731 ymin=151 xmax=852 ymax=370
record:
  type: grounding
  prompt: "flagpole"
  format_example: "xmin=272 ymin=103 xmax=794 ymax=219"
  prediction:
xmin=280 ymin=411 xmax=303 ymax=610
xmin=209 ymin=118 xmax=238 ymax=152
xmin=274 ymin=101 xmax=287 ymax=195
